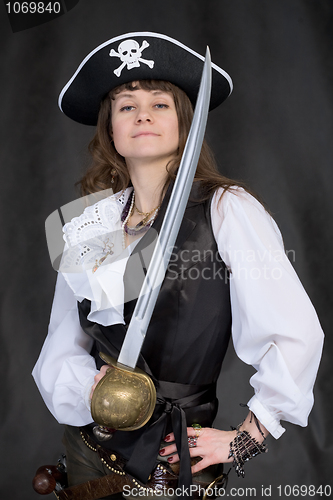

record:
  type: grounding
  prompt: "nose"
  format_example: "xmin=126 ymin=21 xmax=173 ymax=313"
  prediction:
xmin=135 ymin=107 xmax=153 ymax=123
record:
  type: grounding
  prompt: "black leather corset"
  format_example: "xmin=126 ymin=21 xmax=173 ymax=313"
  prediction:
xmin=77 ymin=183 xmax=232 ymax=485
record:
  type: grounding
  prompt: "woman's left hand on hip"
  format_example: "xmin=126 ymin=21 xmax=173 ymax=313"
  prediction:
xmin=159 ymin=427 xmax=237 ymax=474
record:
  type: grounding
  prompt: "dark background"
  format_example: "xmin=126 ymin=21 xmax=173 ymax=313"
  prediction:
xmin=1 ymin=1 xmax=332 ymax=498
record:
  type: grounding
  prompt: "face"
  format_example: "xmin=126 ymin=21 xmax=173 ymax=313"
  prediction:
xmin=111 ymin=87 xmax=179 ymax=168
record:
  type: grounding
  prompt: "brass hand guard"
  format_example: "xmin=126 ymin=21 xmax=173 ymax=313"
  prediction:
xmin=91 ymin=353 xmax=156 ymax=431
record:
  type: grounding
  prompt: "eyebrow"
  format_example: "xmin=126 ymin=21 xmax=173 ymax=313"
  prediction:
xmin=114 ymin=93 xmax=136 ymax=100
xmin=114 ymin=90 xmax=169 ymax=100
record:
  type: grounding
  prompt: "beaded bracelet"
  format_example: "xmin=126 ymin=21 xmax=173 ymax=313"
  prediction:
xmin=228 ymin=425 xmax=268 ymax=478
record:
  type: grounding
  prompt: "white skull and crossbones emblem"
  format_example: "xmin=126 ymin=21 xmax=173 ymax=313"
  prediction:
xmin=109 ymin=39 xmax=155 ymax=77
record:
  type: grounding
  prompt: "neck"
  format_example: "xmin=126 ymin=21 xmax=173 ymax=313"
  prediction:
xmin=127 ymin=159 xmax=169 ymax=213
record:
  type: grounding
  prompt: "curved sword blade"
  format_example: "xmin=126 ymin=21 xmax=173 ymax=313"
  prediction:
xmin=118 ymin=47 xmax=212 ymax=369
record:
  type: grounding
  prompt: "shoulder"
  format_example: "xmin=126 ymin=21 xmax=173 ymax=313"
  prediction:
xmin=59 ymin=188 xmax=132 ymax=274
xmin=211 ymin=186 xmax=283 ymax=246
xmin=62 ymin=188 xmax=131 ymax=247
xmin=212 ymin=186 xmax=267 ymax=219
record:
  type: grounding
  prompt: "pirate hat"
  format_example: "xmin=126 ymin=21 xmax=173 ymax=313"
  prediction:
xmin=59 ymin=31 xmax=233 ymax=126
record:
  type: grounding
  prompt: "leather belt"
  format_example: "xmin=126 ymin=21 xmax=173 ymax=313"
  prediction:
xmin=79 ymin=428 xmax=228 ymax=499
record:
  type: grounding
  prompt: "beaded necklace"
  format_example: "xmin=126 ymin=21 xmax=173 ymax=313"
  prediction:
xmin=121 ymin=190 xmax=160 ymax=248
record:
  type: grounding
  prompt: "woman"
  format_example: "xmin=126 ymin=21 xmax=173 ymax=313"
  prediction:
xmin=33 ymin=32 xmax=324 ymax=498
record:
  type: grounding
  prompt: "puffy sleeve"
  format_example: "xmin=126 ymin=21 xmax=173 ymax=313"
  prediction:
xmin=211 ymin=187 xmax=324 ymax=438
xmin=32 ymin=272 xmax=98 ymax=426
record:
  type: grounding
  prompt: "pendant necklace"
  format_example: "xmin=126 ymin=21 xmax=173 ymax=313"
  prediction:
xmin=121 ymin=190 xmax=160 ymax=248
xmin=92 ymin=238 xmax=114 ymax=273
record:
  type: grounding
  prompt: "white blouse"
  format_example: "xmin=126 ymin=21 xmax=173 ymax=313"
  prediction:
xmin=32 ymin=187 xmax=324 ymax=437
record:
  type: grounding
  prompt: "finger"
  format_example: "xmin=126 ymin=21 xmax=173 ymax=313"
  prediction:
xmin=164 ymin=432 xmax=175 ymax=443
xmin=166 ymin=453 xmax=180 ymax=463
xmin=189 ymin=426 xmax=204 ymax=439
xmin=162 ymin=435 xmax=204 ymax=457
xmin=90 ymin=382 xmax=98 ymax=398
xmin=91 ymin=369 xmax=108 ymax=398
xmin=164 ymin=427 xmax=204 ymax=442
xmin=159 ymin=443 xmax=178 ymax=456
xmin=94 ymin=366 xmax=109 ymax=384
xmin=100 ymin=364 xmax=110 ymax=375
xmin=163 ymin=442 xmax=203 ymax=463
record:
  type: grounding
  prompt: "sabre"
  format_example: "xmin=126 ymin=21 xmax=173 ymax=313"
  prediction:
xmin=119 ymin=47 xmax=212 ymax=367
xmin=91 ymin=48 xmax=212 ymax=431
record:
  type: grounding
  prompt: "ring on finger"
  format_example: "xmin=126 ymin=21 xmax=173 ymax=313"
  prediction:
xmin=192 ymin=423 xmax=202 ymax=439
xmin=188 ymin=436 xmax=197 ymax=448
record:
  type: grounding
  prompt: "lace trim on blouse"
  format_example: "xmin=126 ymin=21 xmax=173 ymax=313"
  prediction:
xmin=58 ymin=188 xmax=132 ymax=326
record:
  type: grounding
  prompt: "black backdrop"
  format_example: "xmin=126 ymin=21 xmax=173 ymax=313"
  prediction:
xmin=1 ymin=1 xmax=332 ymax=499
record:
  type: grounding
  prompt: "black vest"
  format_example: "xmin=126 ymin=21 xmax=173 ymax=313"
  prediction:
xmin=78 ymin=182 xmax=232 ymax=484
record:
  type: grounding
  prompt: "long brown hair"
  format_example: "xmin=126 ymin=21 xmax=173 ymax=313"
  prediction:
xmin=79 ymin=80 xmax=251 ymax=202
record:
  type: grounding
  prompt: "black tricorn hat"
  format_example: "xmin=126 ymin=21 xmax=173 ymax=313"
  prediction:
xmin=59 ymin=31 xmax=233 ymax=126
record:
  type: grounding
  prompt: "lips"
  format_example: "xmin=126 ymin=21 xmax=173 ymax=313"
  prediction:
xmin=132 ymin=132 xmax=160 ymax=138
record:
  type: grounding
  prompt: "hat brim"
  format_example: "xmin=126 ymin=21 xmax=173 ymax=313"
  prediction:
xmin=59 ymin=31 xmax=233 ymax=126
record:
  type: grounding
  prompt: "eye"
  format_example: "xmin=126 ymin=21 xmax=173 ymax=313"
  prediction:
xmin=120 ymin=105 xmax=135 ymax=112
xmin=154 ymin=103 xmax=169 ymax=109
